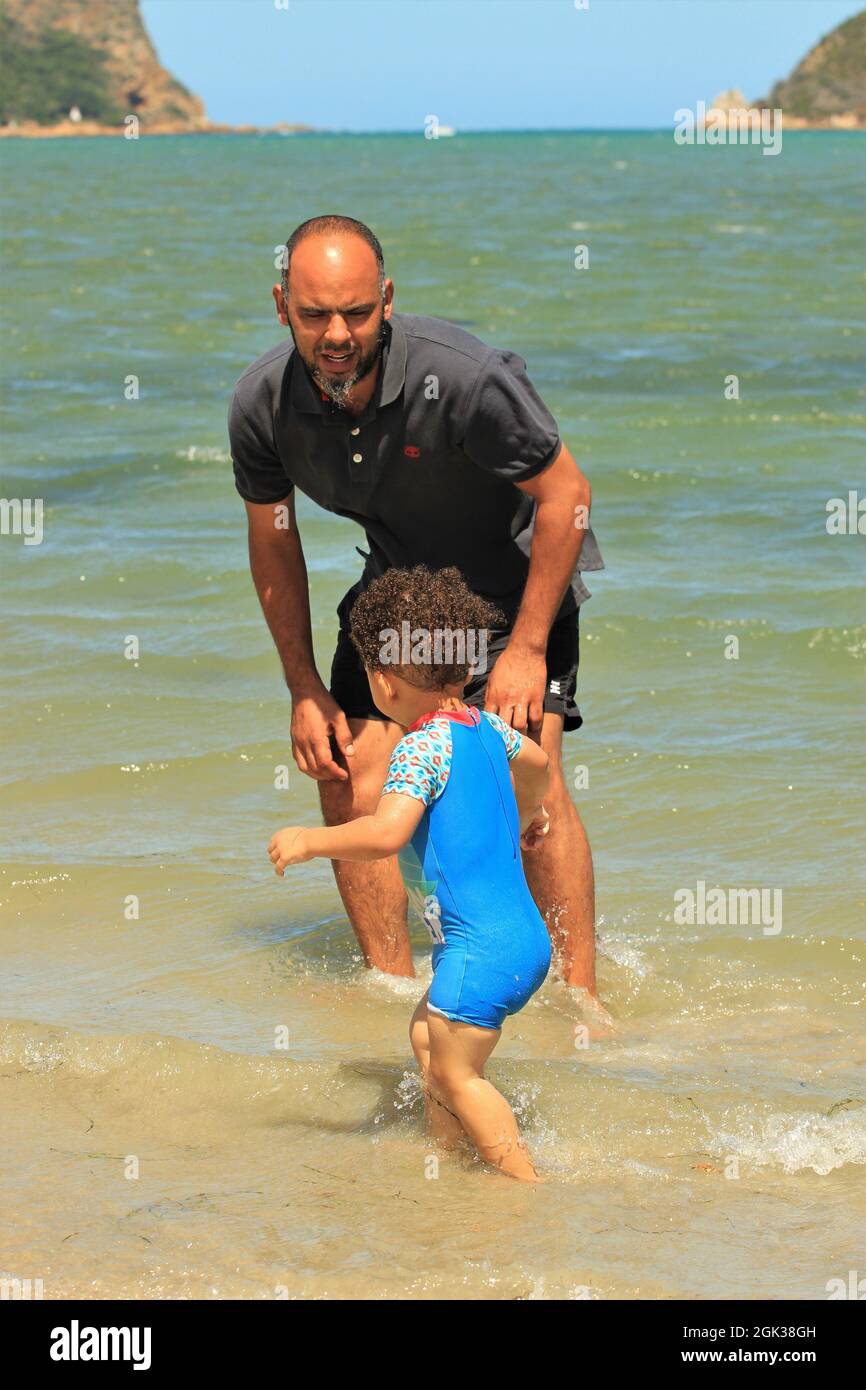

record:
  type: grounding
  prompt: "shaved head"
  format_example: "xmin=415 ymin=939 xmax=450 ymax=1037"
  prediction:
xmin=273 ymin=217 xmax=393 ymax=410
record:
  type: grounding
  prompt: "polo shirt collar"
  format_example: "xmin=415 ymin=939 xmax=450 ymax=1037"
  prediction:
xmin=290 ymin=313 xmax=407 ymax=415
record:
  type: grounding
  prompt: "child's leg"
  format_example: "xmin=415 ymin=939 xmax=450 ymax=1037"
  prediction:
xmin=426 ymin=1011 xmax=542 ymax=1181
xmin=409 ymin=992 xmax=467 ymax=1149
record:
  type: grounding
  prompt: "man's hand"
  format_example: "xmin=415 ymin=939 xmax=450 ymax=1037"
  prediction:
xmin=268 ymin=826 xmax=312 ymax=875
xmin=520 ymin=803 xmax=550 ymax=851
xmin=483 ymin=640 xmax=547 ymax=734
xmin=291 ymin=687 xmax=356 ymax=781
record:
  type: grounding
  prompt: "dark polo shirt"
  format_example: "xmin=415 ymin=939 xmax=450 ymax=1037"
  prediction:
xmin=228 ymin=312 xmax=603 ymax=623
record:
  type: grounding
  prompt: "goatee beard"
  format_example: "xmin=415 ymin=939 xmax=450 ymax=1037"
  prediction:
xmin=303 ymin=316 xmax=387 ymax=409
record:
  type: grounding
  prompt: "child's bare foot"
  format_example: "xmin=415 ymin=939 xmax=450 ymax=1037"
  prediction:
xmin=569 ymin=985 xmax=616 ymax=1038
xmin=477 ymin=1139 xmax=543 ymax=1182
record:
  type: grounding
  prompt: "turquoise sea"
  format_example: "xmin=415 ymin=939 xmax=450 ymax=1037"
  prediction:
xmin=1 ymin=131 xmax=864 ymax=1298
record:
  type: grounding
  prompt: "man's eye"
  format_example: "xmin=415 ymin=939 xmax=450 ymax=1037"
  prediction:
xmin=304 ymin=310 xmax=367 ymax=320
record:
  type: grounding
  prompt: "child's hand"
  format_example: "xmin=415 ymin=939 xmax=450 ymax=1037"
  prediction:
xmin=268 ymin=826 xmax=312 ymax=875
xmin=520 ymin=803 xmax=550 ymax=851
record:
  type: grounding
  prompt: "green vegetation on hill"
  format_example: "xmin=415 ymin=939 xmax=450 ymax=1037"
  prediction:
xmin=759 ymin=8 xmax=866 ymax=121
xmin=0 ymin=5 xmax=123 ymax=125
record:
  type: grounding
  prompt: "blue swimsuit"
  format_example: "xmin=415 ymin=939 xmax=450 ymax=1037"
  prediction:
xmin=382 ymin=705 xmax=551 ymax=1030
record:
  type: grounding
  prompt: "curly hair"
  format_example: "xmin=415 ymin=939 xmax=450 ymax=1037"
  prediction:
xmin=348 ymin=566 xmax=506 ymax=691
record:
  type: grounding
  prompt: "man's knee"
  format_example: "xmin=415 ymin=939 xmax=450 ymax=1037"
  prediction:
xmin=317 ymin=718 xmax=399 ymax=823
xmin=318 ymin=769 xmax=381 ymax=824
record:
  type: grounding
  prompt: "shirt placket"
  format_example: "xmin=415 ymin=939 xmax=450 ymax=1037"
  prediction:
xmin=347 ymin=420 xmax=368 ymax=483
xmin=318 ymin=388 xmax=373 ymax=485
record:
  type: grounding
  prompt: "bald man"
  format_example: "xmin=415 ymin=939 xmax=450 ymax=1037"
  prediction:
xmin=229 ymin=214 xmax=604 ymax=996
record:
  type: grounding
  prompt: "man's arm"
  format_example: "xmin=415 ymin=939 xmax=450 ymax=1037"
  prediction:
xmin=459 ymin=349 xmax=589 ymax=652
xmin=510 ymin=442 xmax=591 ymax=653
xmin=245 ymin=494 xmax=355 ymax=781
xmin=245 ymin=493 xmax=320 ymax=697
xmin=484 ymin=443 xmax=591 ymax=733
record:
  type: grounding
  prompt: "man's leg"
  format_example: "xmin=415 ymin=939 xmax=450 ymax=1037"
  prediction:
xmin=317 ymin=714 xmax=415 ymax=976
xmin=520 ymin=711 xmax=597 ymax=994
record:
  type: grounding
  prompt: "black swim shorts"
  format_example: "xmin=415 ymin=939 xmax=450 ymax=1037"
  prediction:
xmin=327 ymin=580 xmax=584 ymax=732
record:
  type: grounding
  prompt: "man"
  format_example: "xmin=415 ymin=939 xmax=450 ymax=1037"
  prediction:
xmin=228 ymin=214 xmax=604 ymax=995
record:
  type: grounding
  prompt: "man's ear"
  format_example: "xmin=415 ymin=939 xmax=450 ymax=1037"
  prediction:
xmin=272 ymin=284 xmax=289 ymax=325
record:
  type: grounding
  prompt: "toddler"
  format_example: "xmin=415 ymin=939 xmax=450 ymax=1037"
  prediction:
xmin=268 ymin=566 xmax=552 ymax=1180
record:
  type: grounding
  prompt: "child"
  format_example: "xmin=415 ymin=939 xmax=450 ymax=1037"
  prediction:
xmin=268 ymin=565 xmax=552 ymax=1181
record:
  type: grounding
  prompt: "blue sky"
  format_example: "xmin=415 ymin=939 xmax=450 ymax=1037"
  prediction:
xmin=141 ymin=0 xmax=864 ymax=131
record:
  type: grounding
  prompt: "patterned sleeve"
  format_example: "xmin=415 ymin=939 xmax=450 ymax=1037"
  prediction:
xmin=382 ymin=725 xmax=452 ymax=806
xmin=480 ymin=710 xmax=523 ymax=761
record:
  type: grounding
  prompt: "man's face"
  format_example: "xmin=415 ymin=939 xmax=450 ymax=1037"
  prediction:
xmin=274 ymin=234 xmax=393 ymax=408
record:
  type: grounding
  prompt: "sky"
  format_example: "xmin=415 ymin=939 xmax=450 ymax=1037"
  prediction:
xmin=140 ymin=0 xmax=865 ymax=132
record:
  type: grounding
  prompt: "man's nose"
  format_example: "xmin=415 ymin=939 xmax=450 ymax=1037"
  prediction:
xmin=323 ymin=314 xmax=351 ymax=345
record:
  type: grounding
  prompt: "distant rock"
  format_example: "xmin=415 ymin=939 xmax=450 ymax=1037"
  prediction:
xmin=707 ymin=89 xmax=750 ymax=114
xmin=0 ymin=0 xmax=315 ymax=136
xmin=1 ymin=0 xmax=206 ymax=128
xmin=695 ymin=90 xmax=755 ymax=135
xmin=757 ymin=7 xmax=866 ymax=128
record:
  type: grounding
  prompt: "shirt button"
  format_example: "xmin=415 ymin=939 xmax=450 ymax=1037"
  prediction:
xmin=350 ymin=427 xmax=360 ymax=436
xmin=352 ymin=453 xmax=363 ymax=463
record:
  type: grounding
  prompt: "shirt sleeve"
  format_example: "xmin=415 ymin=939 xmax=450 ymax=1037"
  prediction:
xmin=460 ymin=348 xmax=562 ymax=482
xmin=480 ymin=710 xmax=523 ymax=761
xmin=382 ymin=727 xmax=451 ymax=806
xmin=228 ymin=388 xmax=294 ymax=504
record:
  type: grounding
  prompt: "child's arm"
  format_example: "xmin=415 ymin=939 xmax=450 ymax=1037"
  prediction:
xmin=510 ymin=736 xmax=551 ymax=835
xmin=268 ymin=792 xmax=425 ymax=875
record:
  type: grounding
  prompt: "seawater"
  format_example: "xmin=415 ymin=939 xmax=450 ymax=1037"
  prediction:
xmin=1 ymin=131 xmax=863 ymax=1298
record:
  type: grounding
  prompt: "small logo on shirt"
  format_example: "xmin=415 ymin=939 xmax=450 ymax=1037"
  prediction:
xmin=548 ymin=679 xmax=564 ymax=696
xmin=403 ymin=445 xmax=421 ymax=458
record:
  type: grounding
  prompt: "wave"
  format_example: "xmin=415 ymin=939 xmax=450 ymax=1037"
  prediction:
xmin=5 ymin=1015 xmax=864 ymax=1178
xmin=710 ymin=1102 xmax=866 ymax=1176
xmin=0 ymin=1017 xmax=399 ymax=1134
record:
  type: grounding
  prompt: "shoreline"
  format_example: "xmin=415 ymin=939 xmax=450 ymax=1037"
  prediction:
xmin=0 ymin=120 xmax=317 ymax=139
xmin=0 ymin=118 xmax=863 ymax=140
